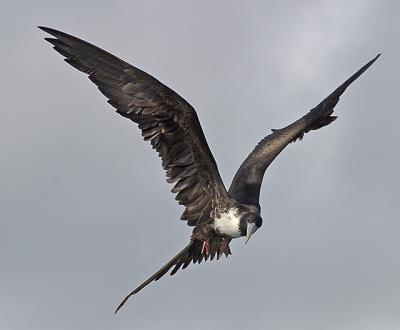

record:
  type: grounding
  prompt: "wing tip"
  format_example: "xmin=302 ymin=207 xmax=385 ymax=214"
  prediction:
xmin=38 ymin=26 xmax=68 ymax=42
xmin=38 ymin=26 xmax=77 ymax=42
xmin=38 ymin=26 xmax=56 ymax=34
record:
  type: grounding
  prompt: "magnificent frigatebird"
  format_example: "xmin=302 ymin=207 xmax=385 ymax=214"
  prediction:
xmin=39 ymin=26 xmax=379 ymax=312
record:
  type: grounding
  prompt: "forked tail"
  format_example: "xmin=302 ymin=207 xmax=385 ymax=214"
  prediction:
xmin=115 ymin=242 xmax=193 ymax=313
xmin=115 ymin=238 xmax=231 ymax=313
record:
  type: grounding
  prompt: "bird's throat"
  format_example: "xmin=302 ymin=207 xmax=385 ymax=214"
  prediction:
xmin=212 ymin=207 xmax=242 ymax=238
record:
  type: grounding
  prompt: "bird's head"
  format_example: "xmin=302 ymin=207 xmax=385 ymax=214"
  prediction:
xmin=242 ymin=213 xmax=263 ymax=244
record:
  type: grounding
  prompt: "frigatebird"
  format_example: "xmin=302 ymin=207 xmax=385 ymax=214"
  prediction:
xmin=39 ymin=26 xmax=379 ymax=312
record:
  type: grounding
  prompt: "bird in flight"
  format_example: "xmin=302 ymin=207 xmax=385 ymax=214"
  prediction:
xmin=39 ymin=26 xmax=379 ymax=313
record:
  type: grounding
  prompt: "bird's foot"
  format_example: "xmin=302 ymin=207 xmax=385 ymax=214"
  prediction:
xmin=201 ymin=240 xmax=209 ymax=256
xmin=217 ymin=238 xmax=231 ymax=260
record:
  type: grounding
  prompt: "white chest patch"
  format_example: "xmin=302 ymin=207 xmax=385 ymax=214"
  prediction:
xmin=213 ymin=208 xmax=242 ymax=238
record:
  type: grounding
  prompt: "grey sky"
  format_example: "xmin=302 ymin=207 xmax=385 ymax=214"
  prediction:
xmin=1 ymin=1 xmax=399 ymax=329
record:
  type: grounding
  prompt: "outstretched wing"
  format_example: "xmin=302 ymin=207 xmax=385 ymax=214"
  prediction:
xmin=229 ymin=55 xmax=380 ymax=207
xmin=39 ymin=26 xmax=231 ymax=226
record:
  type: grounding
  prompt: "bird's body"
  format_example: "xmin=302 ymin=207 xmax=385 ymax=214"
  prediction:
xmin=39 ymin=26 xmax=379 ymax=313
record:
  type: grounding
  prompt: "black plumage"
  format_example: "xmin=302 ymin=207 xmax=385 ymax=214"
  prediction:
xmin=39 ymin=26 xmax=379 ymax=313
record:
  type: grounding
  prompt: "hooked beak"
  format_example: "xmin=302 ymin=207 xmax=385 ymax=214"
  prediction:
xmin=245 ymin=222 xmax=257 ymax=244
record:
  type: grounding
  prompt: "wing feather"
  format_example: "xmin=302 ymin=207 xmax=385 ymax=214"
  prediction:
xmin=40 ymin=26 xmax=232 ymax=225
xmin=229 ymin=54 xmax=380 ymax=207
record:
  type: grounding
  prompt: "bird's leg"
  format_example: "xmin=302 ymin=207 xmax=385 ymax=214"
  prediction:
xmin=201 ymin=239 xmax=210 ymax=256
xmin=217 ymin=238 xmax=231 ymax=259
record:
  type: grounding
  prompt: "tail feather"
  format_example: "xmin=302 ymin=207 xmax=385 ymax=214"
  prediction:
xmin=115 ymin=242 xmax=193 ymax=313
xmin=115 ymin=237 xmax=229 ymax=313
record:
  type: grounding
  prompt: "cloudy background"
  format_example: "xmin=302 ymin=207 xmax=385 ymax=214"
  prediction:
xmin=1 ymin=1 xmax=399 ymax=329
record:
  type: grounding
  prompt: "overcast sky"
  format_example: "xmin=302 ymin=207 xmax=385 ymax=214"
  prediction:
xmin=1 ymin=1 xmax=399 ymax=329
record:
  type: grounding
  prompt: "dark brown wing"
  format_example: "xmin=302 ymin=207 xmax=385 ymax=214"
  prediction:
xmin=229 ymin=55 xmax=380 ymax=207
xmin=39 ymin=26 xmax=231 ymax=226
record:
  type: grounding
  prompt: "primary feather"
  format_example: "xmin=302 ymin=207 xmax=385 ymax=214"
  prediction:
xmin=39 ymin=26 xmax=231 ymax=226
